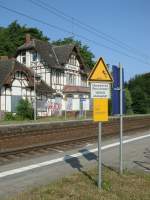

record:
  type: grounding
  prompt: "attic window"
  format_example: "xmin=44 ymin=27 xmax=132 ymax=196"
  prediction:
xmin=32 ymin=52 xmax=38 ymax=62
xmin=21 ymin=51 xmax=26 ymax=65
xmin=69 ymin=54 xmax=79 ymax=66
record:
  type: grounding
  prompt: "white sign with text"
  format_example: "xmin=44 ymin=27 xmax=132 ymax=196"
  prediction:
xmin=91 ymin=82 xmax=110 ymax=99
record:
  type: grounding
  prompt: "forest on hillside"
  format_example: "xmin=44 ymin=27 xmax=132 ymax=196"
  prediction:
xmin=0 ymin=21 xmax=149 ymax=115
xmin=126 ymin=73 xmax=150 ymax=114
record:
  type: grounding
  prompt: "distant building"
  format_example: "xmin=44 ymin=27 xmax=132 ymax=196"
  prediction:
xmin=11 ymin=34 xmax=90 ymax=116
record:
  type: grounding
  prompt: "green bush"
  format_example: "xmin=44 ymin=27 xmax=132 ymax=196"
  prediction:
xmin=4 ymin=112 xmax=15 ymax=121
xmin=16 ymin=99 xmax=34 ymax=120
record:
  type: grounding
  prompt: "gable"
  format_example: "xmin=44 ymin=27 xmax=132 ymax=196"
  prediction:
xmin=17 ymin=38 xmax=88 ymax=73
xmin=0 ymin=60 xmax=34 ymax=87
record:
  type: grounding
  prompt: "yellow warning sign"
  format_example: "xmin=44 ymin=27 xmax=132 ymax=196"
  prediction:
xmin=88 ymin=57 xmax=113 ymax=82
xmin=93 ymin=98 xmax=108 ymax=121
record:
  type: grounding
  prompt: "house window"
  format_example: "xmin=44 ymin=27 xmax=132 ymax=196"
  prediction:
xmin=69 ymin=54 xmax=78 ymax=66
xmin=56 ymin=72 xmax=61 ymax=84
xmin=81 ymin=76 xmax=87 ymax=87
xmin=66 ymin=74 xmax=76 ymax=85
xmin=32 ymin=52 xmax=38 ymax=62
xmin=15 ymin=71 xmax=20 ymax=78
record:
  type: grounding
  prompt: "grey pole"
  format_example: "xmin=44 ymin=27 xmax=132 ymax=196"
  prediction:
xmin=119 ymin=62 xmax=123 ymax=174
xmin=34 ymin=67 xmax=36 ymax=121
xmin=65 ymin=99 xmax=67 ymax=120
xmin=98 ymin=122 xmax=102 ymax=189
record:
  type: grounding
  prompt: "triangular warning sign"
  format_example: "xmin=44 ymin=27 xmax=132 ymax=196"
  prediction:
xmin=88 ymin=57 xmax=113 ymax=82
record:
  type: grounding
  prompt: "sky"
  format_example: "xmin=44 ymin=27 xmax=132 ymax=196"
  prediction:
xmin=0 ymin=0 xmax=150 ymax=81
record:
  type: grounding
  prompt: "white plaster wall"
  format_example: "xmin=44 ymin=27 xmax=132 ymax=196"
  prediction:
xmin=16 ymin=55 xmax=21 ymax=63
xmin=78 ymin=75 xmax=81 ymax=86
xmin=12 ymin=87 xmax=21 ymax=96
xmin=46 ymin=72 xmax=50 ymax=86
xmin=74 ymin=94 xmax=79 ymax=98
xmin=6 ymin=88 xmax=11 ymax=95
xmin=1 ymin=95 xmax=5 ymax=111
xmin=22 ymin=80 xmax=28 ymax=87
xmin=26 ymin=51 xmax=31 ymax=67
xmin=6 ymin=96 xmax=11 ymax=112
xmin=12 ymin=79 xmax=21 ymax=87
xmin=72 ymin=99 xmax=80 ymax=111
xmin=61 ymin=99 xmax=65 ymax=110
xmin=31 ymin=90 xmax=35 ymax=97
xmin=65 ymin=64 xmax=79 ymax=72
xmin=27 ymin=89 xmax=31 ymax=96
xmin=83 ymin=99 xmax=90 ymax=110
xmin=22 ymin=88 xmax=26 ymax=96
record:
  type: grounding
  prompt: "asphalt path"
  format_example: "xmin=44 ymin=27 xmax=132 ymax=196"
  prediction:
xmin=0 ymin=129 xmax=150 ymax=199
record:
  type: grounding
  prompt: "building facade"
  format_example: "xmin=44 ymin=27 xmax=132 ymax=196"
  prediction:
xmin=0 ymin=58 xmax=54 ymax=116
xmin=0 ymin=34 xmax=91 ymax=116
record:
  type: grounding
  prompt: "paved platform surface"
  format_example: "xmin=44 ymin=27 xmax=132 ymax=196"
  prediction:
xmin=0 ymin=130 xmax=150 ymax=199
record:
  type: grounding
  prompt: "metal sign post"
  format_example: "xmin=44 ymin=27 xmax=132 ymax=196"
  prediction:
xmin=34 ymin=69 xmax=36 ymax=121
xmin=98 ymin=122 xmax=102 ymax=189
xmin=119 ymin=62 xmax=123 ymax=174
xmin=88 ymin=57 xmax=113 ymax=189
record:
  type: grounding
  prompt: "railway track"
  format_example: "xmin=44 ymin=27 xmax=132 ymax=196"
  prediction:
xmin=0 ymin=115 xmax=150 ymax=165
xmin=0 ymin=135 xmax=97 ymax=165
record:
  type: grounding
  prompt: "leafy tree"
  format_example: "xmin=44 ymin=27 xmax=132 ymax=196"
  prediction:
xmin=52 ymin=37 xmax=95 ymax=69
xmin=0 ymin=21 xmax=49 ymax=57
xmin=16 ymin=99 xmax=34 ymax=120
xmin=0 ymin=22 xmax=95 ymax=69
xmin=130 ymin=86 xmax=148 ymax=114
xmin=125 ymin=88 xmax=133 ymax=114
xmin=127 ymin=73 xmax=150 ymax=114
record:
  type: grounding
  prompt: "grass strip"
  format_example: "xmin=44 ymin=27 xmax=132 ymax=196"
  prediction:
xmin=11 ymin=167 xmax=150 ymax=200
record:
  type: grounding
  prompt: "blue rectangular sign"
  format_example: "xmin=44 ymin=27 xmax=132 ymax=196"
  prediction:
xmin=112 ymin=65 xmax=125 ymax=115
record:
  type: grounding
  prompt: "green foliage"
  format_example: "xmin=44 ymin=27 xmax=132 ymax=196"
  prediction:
xmin=4 ymin=112 xmax=15 ymax=121
xmin=52 ymin=37 xmax=95 ymax=69
xmin=102 ymin=180 xmax=112 ymax=191
xmin=131 ymin=86 xmax=148 ymax=114
xmin=0 ymin=22 xmax=95 ymax=69
xmin=125 ymin=88 xmax=133 ymax=114
xmin=126 ymin=73 xmax=150 ymax=114
xmin=16 ymin=99 xmax=34 ymax=120
xmin=0 ymin=21 xmax=49 ymax=57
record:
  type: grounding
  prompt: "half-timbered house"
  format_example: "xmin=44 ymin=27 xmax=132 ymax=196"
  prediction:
xmin=16 ymin=34 xmax=90 ymax=116
xmin=0 ymin=58 xmax=54 ymax=116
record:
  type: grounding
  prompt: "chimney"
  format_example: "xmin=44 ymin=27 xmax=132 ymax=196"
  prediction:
xmin=0 ymin=56 xmax=8 ymax=60
xmin=25 ymin=33 xmax=31 ymax=44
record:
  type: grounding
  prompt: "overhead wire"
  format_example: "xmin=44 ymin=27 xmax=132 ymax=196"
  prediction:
xmin=28 ymin=0 xmax=150 ymax=61
xmin=0 ymin=3 xmax=150 ymax=66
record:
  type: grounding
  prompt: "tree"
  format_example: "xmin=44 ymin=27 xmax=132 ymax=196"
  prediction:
xmin=0 ymin=22 xmax=95 ymax=69
xmin=52 ymin=37 xmax=95 ymax=69
xmin=125 ymin=88 xmax=133 ymax=114
xmin=0 ymin=21 xmax=49 ymax=57
xmin=16 ymin=99 xmax=34 ymax=120
xmin=130 ymin=86 xmax=148 ymax=114
xmin=127 ymin=73 xmax=150 ymax=114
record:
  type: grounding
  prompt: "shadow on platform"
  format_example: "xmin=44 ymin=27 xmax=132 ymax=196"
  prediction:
xmin=79 ymin=149 xmax=97 ymax=161
xmin=64 ymin=154 xmax=97 ymax=185
xmin=134 ymin=148 xmax=150 ymax=171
